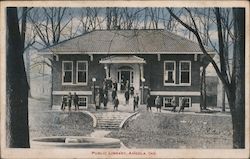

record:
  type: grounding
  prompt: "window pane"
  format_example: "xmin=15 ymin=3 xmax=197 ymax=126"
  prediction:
xmin=165 ymin=71 xmax=174 ymax=83
xmin=78 ymin=72 xmax=87 ymax=83
xmin=165 ymin=62 xmax=174 ymax=70
xmin=182 ymin=98 xmax=190 ymax=107
xmin=64 ymin=62 xmax=72 ymax=70
xmin=64 ymin=71 xmax=72 ymax=83
xmin=79 ymin=97 xmax=87 ymax=107
xmin=181 ymin=72 xmax=190 ymax=83
xmin=78 ymin=62 xmax=86 ymax=70
xmin=181 ymin=62 xmax=190 ymax=70
xmin=164 ymin=97 xmax=173 ymax=107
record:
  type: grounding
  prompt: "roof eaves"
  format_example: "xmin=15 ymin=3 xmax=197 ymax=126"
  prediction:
xmin=38 ymin=30 xmax=95 ymax=52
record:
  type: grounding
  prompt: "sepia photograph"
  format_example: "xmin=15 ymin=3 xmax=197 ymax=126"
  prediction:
xmin=1 ymin=1 xmax=249 ymax=158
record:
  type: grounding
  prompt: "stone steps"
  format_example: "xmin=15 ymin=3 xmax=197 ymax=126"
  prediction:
xmin=94 ymin=112 xmax=132 ymax=129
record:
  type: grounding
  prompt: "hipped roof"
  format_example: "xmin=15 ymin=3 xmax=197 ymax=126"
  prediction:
xmin=40 ymin=29 xmax=214 ymax=54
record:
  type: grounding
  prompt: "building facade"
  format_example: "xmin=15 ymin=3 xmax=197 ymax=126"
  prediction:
xmin=40 ymin=29 xmax=215 ymax=109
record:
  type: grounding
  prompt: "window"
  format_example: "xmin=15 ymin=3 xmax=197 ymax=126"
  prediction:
xmin=164 ymin=61 xmax=175 ymax=85
xmin=78 ymin=96 xmax=87 ymax=108
xmin=180 ymin=61 xmax=191 ymax=85
xmin=163 ymin=97 xmax=174 ymax=107
xmin=179 ymin=97 xmax=191 ymax=107
xmin=62 ymin=61 xmax=73 ymax=84
xmin=77 ymin=61 xmax=88 ymax=84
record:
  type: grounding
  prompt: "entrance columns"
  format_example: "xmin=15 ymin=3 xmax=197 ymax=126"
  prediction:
xmin=139 ymin=64 xmax=144 ymax=80
xmin=104 ymin=64 xmax=109 ymax=79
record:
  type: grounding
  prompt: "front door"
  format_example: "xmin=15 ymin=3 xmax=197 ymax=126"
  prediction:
xmin=118 ymin=70 xmax=134 ymax=91
xmin=121 ymin=71 xmax=130 ymax=90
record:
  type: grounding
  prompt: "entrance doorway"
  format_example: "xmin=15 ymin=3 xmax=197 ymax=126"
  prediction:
xmin=118 ymin=66 xmax=134 ymax=91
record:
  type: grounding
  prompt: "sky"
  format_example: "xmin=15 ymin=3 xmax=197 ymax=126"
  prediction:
xmin=18 ymin=7 xmax=236 ymax=77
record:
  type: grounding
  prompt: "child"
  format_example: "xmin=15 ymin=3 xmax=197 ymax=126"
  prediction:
xmin=73 ymin=92 xmax=79 ymax=111
xmin=146 ymin=94 xmax=152 ymax=111
xmin=61 ymin=95 xmax=67 ymax=111
xmin=155 ymin=96 xmax=161 ymax=112
xmin=67 ymin=92 xmax=72 ymax=111
xmin=171 ymin=97 xmax=177 ymax=112
xmin=178 ymin=97 xmax=186 ymax=113
xmin=133 ymin=93 xmax=139 ymax=112
xmin=103 ymin=93 xmax=108 ymax=109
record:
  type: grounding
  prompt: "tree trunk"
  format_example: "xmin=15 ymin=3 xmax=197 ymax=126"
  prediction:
xmin=200 ymin=64 xmax=207 ymax=111
xmin=222 ymin=85 xmax=225 ymax=112
xmin=25 ymin=49 xmax=32 ymax=97
xmin=6 ymin=7 xmax=30 ymax=148
xmin=231 ymin=8 xmax=245 ymax=148
xmin=49 ymin=59 xmax=54 ymax=110
xmin=200 ymin=66 xmax=204 ymax=111
xmin=202 ymin=65 xmax=207 ymax=109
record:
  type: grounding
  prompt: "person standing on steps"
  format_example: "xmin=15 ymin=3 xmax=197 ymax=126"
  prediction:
xmin=113 ymin=80 xmax=117 ymax=91
xmin=73 ymin=92 xmax=79 ymax=111
xmin=155 ymin=96 xmax=161 ymax=112
xmin=112 ymin=88 xmax=117 ymax=101
xmin=103 ymin=93 xmax=108 ymax=109
xmin=67 ymin=92 xmax=72 ymax=111
xmin=114 ymin=96 xmax=119 ymax=111
xmin=95 ymin=89 xmax=100 ymax=111
xmin=133 ymin=93 xmax=139 ymax=112
xmin=125 ymin=89 xmax=129 ymax=105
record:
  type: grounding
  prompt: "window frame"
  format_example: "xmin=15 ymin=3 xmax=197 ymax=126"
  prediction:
xmin=163 ymin=61 xmax=176 ymax=86
xmin=179 ymin=61 xmax=191 ymax=85
xmin=179 ymin=97 xmax=192 ymax=107
xmin=76 ymin=61 xmax=88 ymax=85
xmin=62 ymin=61 xmax=73 ymax=85
xmin=163 ymin=97 xmax=174 ymax=107
xmin=78 ymin=96 xmax=88 ymax=108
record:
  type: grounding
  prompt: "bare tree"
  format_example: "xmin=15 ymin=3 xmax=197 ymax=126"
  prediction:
xmin=28 ymin=7 xmax=72 ymax=109
xmin=6 ymin=7 xmax=30 ymax=148
xmin=167 ymin=7 xmax=245 ymax=148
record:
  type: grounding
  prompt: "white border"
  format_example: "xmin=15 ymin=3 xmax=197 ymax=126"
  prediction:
xmin=0 ymin=1 xmax=249 ymax=159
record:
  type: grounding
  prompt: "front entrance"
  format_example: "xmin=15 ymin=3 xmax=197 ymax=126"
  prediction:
xmin=99 ymin=55 xmax=145 ymax=93
xmin=118 ymin=69 xmax=134 ymax=91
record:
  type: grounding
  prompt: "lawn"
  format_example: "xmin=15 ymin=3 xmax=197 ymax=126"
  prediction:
xmin=28 ymin=97 xmax=94 ymax=139
xmin=107 ymin=110 xmax=233 ymax=149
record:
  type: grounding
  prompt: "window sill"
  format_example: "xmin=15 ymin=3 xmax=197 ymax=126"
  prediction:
xmin=62 ymin=83 xmax=88 ymax=86
xmin=164 ymin=83 xmax=191 ymax=86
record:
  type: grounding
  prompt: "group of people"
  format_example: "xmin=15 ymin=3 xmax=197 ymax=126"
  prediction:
xmin=146 ymin=95 xmax=162 ymax=112
xmin=146 ymin=95 xmax=188 ymax=113
xmin=95 ymin=78 xmax=119 ymax=110
xmin=61 ymin=78 xmax=188 ymax=113
xmin=97 ymin=78 xmax=139 ymax=112
xmin=170 ymin=97 xmax=188 ymax=113
xmin=61 ymin=92 xmax=79 ymax=111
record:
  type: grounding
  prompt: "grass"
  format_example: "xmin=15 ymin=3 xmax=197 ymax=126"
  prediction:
xmin=107 ymin=110 xmax=233 ymax=148
xmin=28 ymin=97 xmax=94 ymax=139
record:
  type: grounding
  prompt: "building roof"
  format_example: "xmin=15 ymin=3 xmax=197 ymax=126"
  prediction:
xmin=41 ymin=29 xmax=214 ymax=54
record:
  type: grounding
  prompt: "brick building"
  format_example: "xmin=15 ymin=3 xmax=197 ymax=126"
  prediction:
xmin=40 ymin=29 xmax=215 ymax=109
